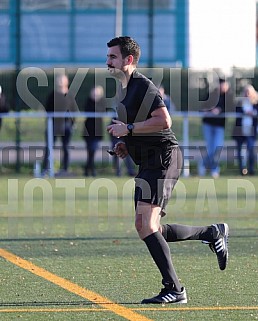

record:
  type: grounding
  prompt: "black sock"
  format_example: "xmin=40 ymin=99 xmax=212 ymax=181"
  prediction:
xmin=162 ymin=224 xmax=214 ymax=242
xmin=143 ymin=231 xmax=181 ymax=292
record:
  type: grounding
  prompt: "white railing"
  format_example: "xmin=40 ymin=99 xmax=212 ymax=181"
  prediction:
xmin=0 ymin=111 xmax=240 ymax=177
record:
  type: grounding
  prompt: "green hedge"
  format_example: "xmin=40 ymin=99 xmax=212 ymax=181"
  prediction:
xmin=2 ymin=67 xmax=258 ymax=112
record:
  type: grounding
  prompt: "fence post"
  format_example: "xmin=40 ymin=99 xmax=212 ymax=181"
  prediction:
xmin=14 ymin=0 xmax=21 ymax=173
xmin=182 ymin=112 xmax=190 ymax=177
xmin=47 ymin=115 xmax=54 ymax=177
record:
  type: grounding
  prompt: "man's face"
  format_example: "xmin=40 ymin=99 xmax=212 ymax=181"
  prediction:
xmin=220 ymin=81 xmax=229 ymax=93
xmin=106 ymin=45 xmax=127 ymax=76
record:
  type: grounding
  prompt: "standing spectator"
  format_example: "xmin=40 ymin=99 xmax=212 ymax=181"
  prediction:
xmin=82 ymin=86 xmax=104 ymax=176
xmin=159 ymin=84 xmax=176 ymax=113
xmin=232 ymin=84 xmax=258 ymax=175
xmin=42 ymin=74 xmax=77 ymax=176
xmin=199 ymin=78 xmax=234 ymax=178
xmin=0 ymin=86 xmax=9 ymax=130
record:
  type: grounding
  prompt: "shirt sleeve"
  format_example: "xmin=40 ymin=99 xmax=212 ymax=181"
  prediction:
xmin=137 ymin=80 xmax=166 ymax=120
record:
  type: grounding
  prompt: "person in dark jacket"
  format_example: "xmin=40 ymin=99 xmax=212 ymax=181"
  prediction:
xmin=0 ymin=86 xmax=9 ymax=130
xmin=42 ymin=74 xmax=77 ymax=175
xmin=199 ymin=78 xmax=234 ymax=178
xmin=232 ymin=84 xmax=258 ymax=175
xmin=82 ymin=86 xmax=104 ymax=176
xmin=159 ymin=84 xmax=176 ymax=114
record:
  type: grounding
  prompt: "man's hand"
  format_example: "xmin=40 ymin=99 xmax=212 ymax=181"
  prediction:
xmin=114 ymin=142 xmax=128 ymax=159
xmin=107 ymin=119 xmax=129 ymax=138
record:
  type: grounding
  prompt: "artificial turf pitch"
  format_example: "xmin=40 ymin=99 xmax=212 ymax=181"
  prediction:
xmin=0 ymin=176 xmax=257 ymax=321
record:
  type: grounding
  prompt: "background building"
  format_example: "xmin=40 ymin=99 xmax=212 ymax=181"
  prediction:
xmin=0 ymin=0 xmax=188 ymax=68
xmin=1 ymin=0 xmax=258 ymax=70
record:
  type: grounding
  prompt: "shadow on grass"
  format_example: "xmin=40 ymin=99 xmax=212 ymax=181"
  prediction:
xmin=0 ymin=300 xmax=142 ymax=307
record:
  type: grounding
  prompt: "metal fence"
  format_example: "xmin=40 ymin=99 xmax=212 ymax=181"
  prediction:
xmin=0 ymin=111 xmax=245 ymax=177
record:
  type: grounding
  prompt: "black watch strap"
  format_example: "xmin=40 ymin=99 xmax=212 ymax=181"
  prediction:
xmin=127 ymin=123 xmax=134 ymax=136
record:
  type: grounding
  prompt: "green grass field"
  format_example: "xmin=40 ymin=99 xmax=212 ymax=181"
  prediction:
xmin=0 ymin=176 xmax=257 ymax=321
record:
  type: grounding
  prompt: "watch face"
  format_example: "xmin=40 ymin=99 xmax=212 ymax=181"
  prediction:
xmin=128 ymin=124 xmax=134 ymax=130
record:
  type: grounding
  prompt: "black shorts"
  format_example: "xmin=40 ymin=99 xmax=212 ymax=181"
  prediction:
xmin=134 ymin=146 xmax=182 ymax=216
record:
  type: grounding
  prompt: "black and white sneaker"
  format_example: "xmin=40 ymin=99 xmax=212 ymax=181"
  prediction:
xmin=141 ymin=287 xmax=187 ymax=304
xmin=203 ymin=223 xmax=229 ymax=270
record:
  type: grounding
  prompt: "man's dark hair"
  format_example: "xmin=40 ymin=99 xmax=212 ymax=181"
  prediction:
xmin=107 ymin=36 xmax=141 ymax=65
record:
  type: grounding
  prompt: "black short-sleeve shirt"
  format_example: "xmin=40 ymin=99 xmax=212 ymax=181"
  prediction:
xmin=116 ymin=70 xmax=178 ymax=168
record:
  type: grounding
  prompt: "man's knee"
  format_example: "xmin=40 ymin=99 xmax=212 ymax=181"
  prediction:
xmin=135 ymin=214 xmax=158 ymax=240
xmin=135 ymin=214 xmax=143 ymax=233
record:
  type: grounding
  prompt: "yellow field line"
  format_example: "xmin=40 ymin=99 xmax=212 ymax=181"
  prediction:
xmin=0 ymin=306 xmax=257 ymax=314
xmin=0 ymin=248 xmax=153 ymax=321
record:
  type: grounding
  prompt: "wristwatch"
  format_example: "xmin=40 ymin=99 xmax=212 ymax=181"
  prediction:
xmin=127 ymin=123 xmax=134 ymax=136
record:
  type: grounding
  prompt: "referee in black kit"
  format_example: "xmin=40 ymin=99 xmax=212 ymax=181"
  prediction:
xmin=106 ymin=36 xmax=229 ymax=304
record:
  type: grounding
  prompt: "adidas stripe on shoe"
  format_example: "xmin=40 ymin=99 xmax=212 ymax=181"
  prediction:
xmin=203 ymin=223 xmax=229 ymax=270
xmin=141 ymin=287 xmax=187 ymax=304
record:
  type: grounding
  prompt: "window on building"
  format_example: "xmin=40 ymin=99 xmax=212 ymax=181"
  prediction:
xmin=75 ymin=0 xmax=116 ymax=9
xmin=0 ymin=0 xmax=9 ymax=10
xmin=21 ymin=0 xmax=70 ymax=11
xmin=127 ymin=0 xmax=176 ymax=10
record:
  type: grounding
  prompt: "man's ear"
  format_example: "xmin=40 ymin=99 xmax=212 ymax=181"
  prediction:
xmin=126 ymin=55 xmax=134 ymax=65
